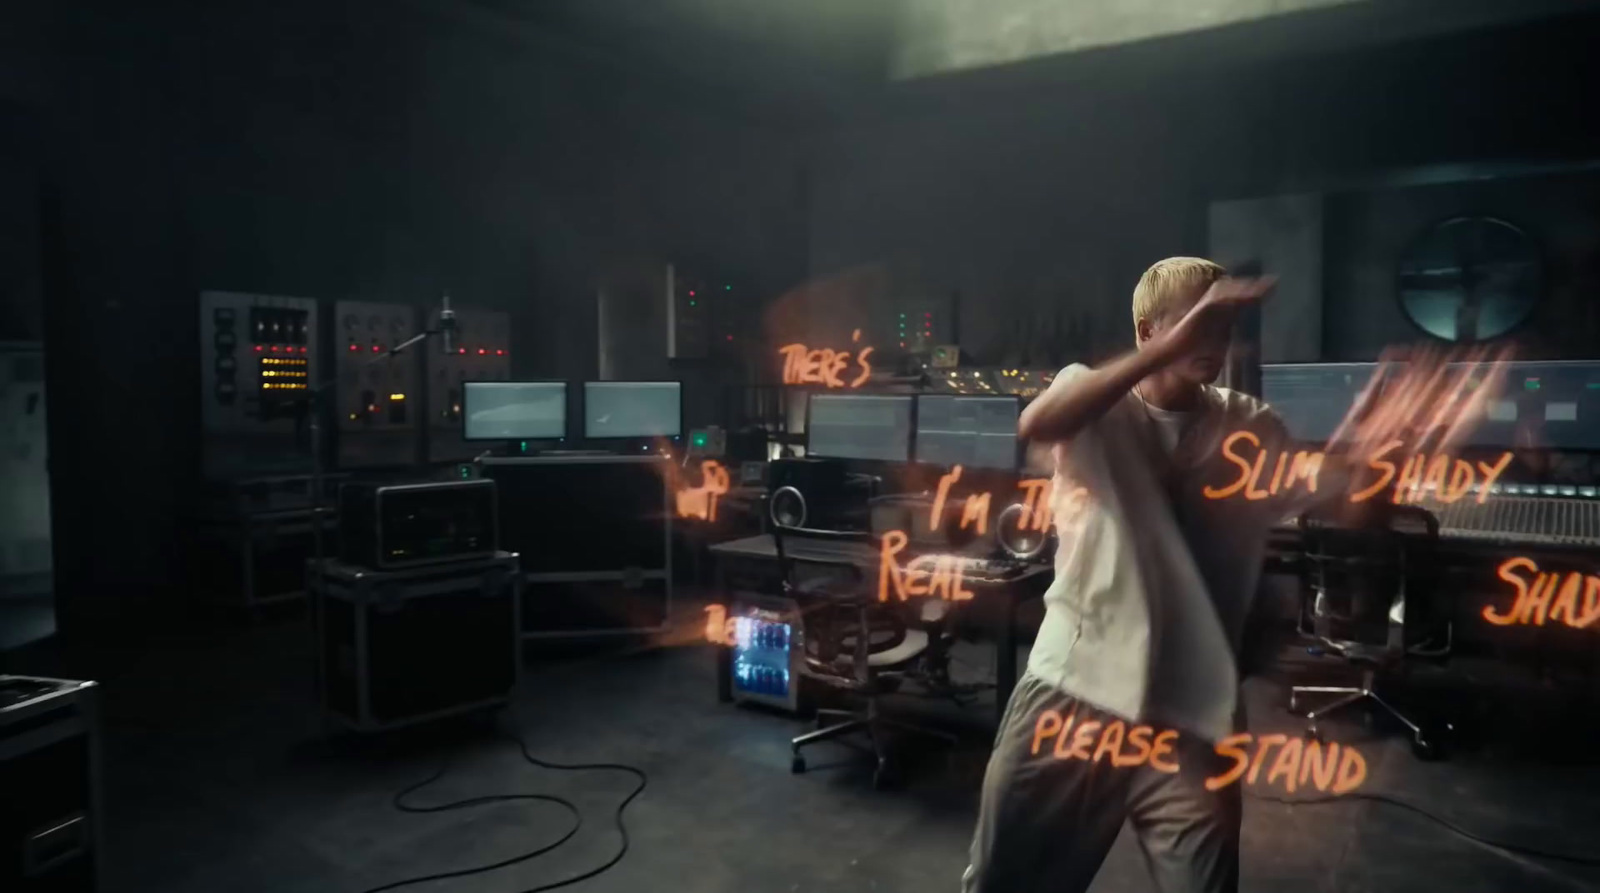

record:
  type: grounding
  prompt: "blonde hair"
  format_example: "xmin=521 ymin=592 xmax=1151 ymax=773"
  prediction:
xmin=1131 ymin=256 xmax=1226 ymax=330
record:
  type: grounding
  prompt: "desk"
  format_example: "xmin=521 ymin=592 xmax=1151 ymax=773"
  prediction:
xmin=708 ymin=534 xmax=1052 ymax=725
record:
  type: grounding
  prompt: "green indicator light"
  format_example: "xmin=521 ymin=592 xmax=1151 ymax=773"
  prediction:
xmin=689 ymin=300 xmax=696 ymax=307
xmin=724 ymin=285 xmax=731 ymax=291
xmin=1525 ymin=379 xmax=1541 ymax=391
xmin=1586 ymin=382 xmax=1600 ymax=390
xmin=693 ymin=433 xmax=707 ymax=447
xmin=520 ymin=440 xmax=528 ymax=452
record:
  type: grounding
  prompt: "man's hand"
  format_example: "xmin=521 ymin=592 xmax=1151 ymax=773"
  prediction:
xmin=1155 ymin=275 xmax=1276 ymax=360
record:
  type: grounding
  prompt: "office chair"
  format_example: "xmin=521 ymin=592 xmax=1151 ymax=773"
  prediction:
xmin=1288 ymin=502 xmax=1450 ymax=759
xmin=769 ymin=520 xmax=956 ymax=789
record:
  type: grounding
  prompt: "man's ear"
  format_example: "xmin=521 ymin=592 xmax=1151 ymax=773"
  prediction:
xmin=1135 ymin=317 xmax=1154 ymax=345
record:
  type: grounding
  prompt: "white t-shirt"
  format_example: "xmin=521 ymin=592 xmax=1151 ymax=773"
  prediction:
xmin=1027 ymin=364 xmax=1326 ymax=742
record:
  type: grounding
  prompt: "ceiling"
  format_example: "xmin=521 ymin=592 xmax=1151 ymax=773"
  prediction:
xmin=463 ymin=0 xmax=1600 ymax=124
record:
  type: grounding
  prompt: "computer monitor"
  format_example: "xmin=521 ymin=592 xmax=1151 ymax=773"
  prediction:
xmin=914 ymin=395 xmax=1020 ymax=470
xmin=1260 ymin=363 xmax=1380 ymax=444
xmin=1454 ymin=360 xmax=1600 ymax=451
xmin=806 ymin=394 xmax=914 ymax=462
xmin=583 ymin=381 xmax=682 ymax=439
xmin=463 ymin=381 xmax=567 ymax=441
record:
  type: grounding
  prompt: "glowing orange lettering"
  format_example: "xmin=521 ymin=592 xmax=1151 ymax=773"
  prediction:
xmin=778 ymin=339 xmax=875 ymax=388
xmin=1017 ymin=477 xmax=1055 ymax=530
xmin=903 ymin=555 xmax=935 ymax=597
xmin=1265 ymin=738 xmax=1304 ymax=794
xmin=1331 ymin=745 xmax=1368 ymax=794
xmin=1124 ymin=726 xmax=1154 ymax=766
xmin=1300 ymin=741 xmax=1339 ymax=792
xmin=1204 ymin=430 xmax=1259 ymax=500
xmin=1444 ymin=459 xmax=1475 ymax=502
xmin=1030 ymin=709 xmax=1063 ymax=754
xmin=675 ymin=460 xmax=731 ymax=522
xmin=1052 ymin=714 xmax=1079 ymax=758
xmin=1092 ymin=720 xmax=1126 ymax=764
xmin=1483 ymin=556 xmax=1536 ymax=626
xmin=1349 ymin=439 xmax=1403 ymax=503
xmin=1286 ymin=451 xmax=1324 ymax=493
xmin=1268 ymin=451 xmax=1288 ymax=495
xmin=930 ymin=466 xmax=962 ymax=530
xmin=878 ymin=530 xmax=908 ymax=602
xmin=1063 ymin=721 xmax=1100 ymax=761
xmin=1485 ymin=556 xmax=1600 ymax=630
xmin=1393 ymin=454 xmax=1426 ymax=504
xmin=1516 ymin=572 xmax=1558 ymax=626
xmin=1244 ymin=447 xmax=1272 ymax=501
xmin=1246 ymin=733 xmax=1287 ymax=784
xmin=1149 ymin=729 xmax=1181 ymax=774
xmin=960 ymin=491 xmax=991 ymax=535
xmin=702 ymin=605 xmax=739 ymax=646
xmin=850 ymin=347 xmax=874 ymax=387
xmin=1205 ymin=734 xmax=1252 ymax=791
xmin=1421 ymin=454 xmax=1451 ymax=500
xmin=877 ymin=531 xmax=980 ymax=603
xmin=1474 ymin=453 xmax=1513 ymax=504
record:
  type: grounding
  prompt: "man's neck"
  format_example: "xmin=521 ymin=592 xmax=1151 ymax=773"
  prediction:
xmin=1139 ymin=372 xmax=1202 ymax=412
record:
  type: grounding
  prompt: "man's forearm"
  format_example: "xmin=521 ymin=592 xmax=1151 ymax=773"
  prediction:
xmin=1019 ymin=341 xmax=1178 ymax=443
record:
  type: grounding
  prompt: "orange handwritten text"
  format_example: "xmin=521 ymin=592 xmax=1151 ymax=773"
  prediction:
xmin=1482 ymin=556 xmax=1600 ymax=629
xmin=779 ymin=329 xmax=874 ymax=388
xmin=1029 ymin=714 xmax=1367 ymax=794
xmin=702 ymin=604 xmax=739 ymax=646
xmin=676 ymin=460 xmax=730 ymax=522
xmin=877 ymin=530 xmax=976 ymax=603
xmin=1202 ymin=430 xmax=1511 ymax=506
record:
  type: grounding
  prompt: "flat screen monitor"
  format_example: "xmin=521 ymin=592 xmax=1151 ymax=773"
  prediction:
xmin=914 ymin=395 xmax=1020 ymax=470
xmin=583 ymin=381 xmax=682 ymax=439
xmin=463 ymin=381 xmax=567 ymax=441
xmin=1260 ymin=363 xmax=1379 ymax=444
xmin=1453 ymin=360 xmax=1600 ymax=451
xmin=806 ymin=394 xmax=913 ymax=462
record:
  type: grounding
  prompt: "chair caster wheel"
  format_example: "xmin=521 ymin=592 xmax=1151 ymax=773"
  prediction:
xmin=791 ymin=755 xmax=806 ymax=774
xmin=1305 ymin=724 xmax=1321 ymax=742
xmin=1412 ymin=725 xmax=1449 ymax=761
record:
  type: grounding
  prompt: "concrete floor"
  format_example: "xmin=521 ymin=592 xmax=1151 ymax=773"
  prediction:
xmin=8 ymin=594 xmax=1600 ymax=893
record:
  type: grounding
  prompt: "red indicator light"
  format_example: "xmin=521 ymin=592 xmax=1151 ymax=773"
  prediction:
xmin=348 ymin=344 xmax=358 ymax=352
xmin=495 ymin=349 xmax=505 ymax=356
xmin=299 ymin=346 xmax=307 ymax=353
xmin=254 ymin=345 xmax=264 ymax=352
xmin=689 ymin=290 xmax=696 ymax=297
xmin=925 ymin=312 xmax=931 ymax=318
xmin=458 ymin=348 xmax=466 ymax=355
xmin=477 ymin=348 xmax=486 ymax=356
xmin=371 ymin=345 xmax=380 ymax=353
xmin=726 ymin=335 xmax=733 ymax=341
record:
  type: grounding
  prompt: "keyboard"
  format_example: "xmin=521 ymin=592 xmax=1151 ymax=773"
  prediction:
xmin=949 ymin=555 xmax=1026 ymax=580
xmin=1412 ymin=494 xmax=1600 ymax=549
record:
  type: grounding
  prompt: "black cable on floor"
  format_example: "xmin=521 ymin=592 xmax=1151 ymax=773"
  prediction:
xmin=496 ymin=726 xmax=649 ymax=893
xmin=1245 ymin=788 xmax=1600 ymax=867
xmin=355 ymin=726 xmax=647 ymax=893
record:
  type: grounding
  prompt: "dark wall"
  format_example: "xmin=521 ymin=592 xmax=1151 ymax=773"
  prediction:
xmin=32 ymin=0 xmax=808 ymax=629
xmin=807 ymin=12 xmax=1600 ymax=367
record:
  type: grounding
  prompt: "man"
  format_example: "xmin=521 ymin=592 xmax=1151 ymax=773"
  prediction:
xmin=963 ymin=257 xmax=1319 ymax=893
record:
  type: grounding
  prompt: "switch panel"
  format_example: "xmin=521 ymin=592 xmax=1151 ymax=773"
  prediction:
xmin=334 ymin=300 xmax=420 ymax=468
xmin=426 ymin=307 xmax=510 ymax=462
xmin=199 ymin=291 xmax=319 ymax=480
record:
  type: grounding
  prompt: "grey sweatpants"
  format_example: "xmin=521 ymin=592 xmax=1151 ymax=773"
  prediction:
xmin=962 ymin=673 xmax=1242 ymax=893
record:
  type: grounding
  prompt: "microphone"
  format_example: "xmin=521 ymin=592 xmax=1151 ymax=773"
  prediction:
xmin=439 ymin=294 xmax=457 ymax=355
